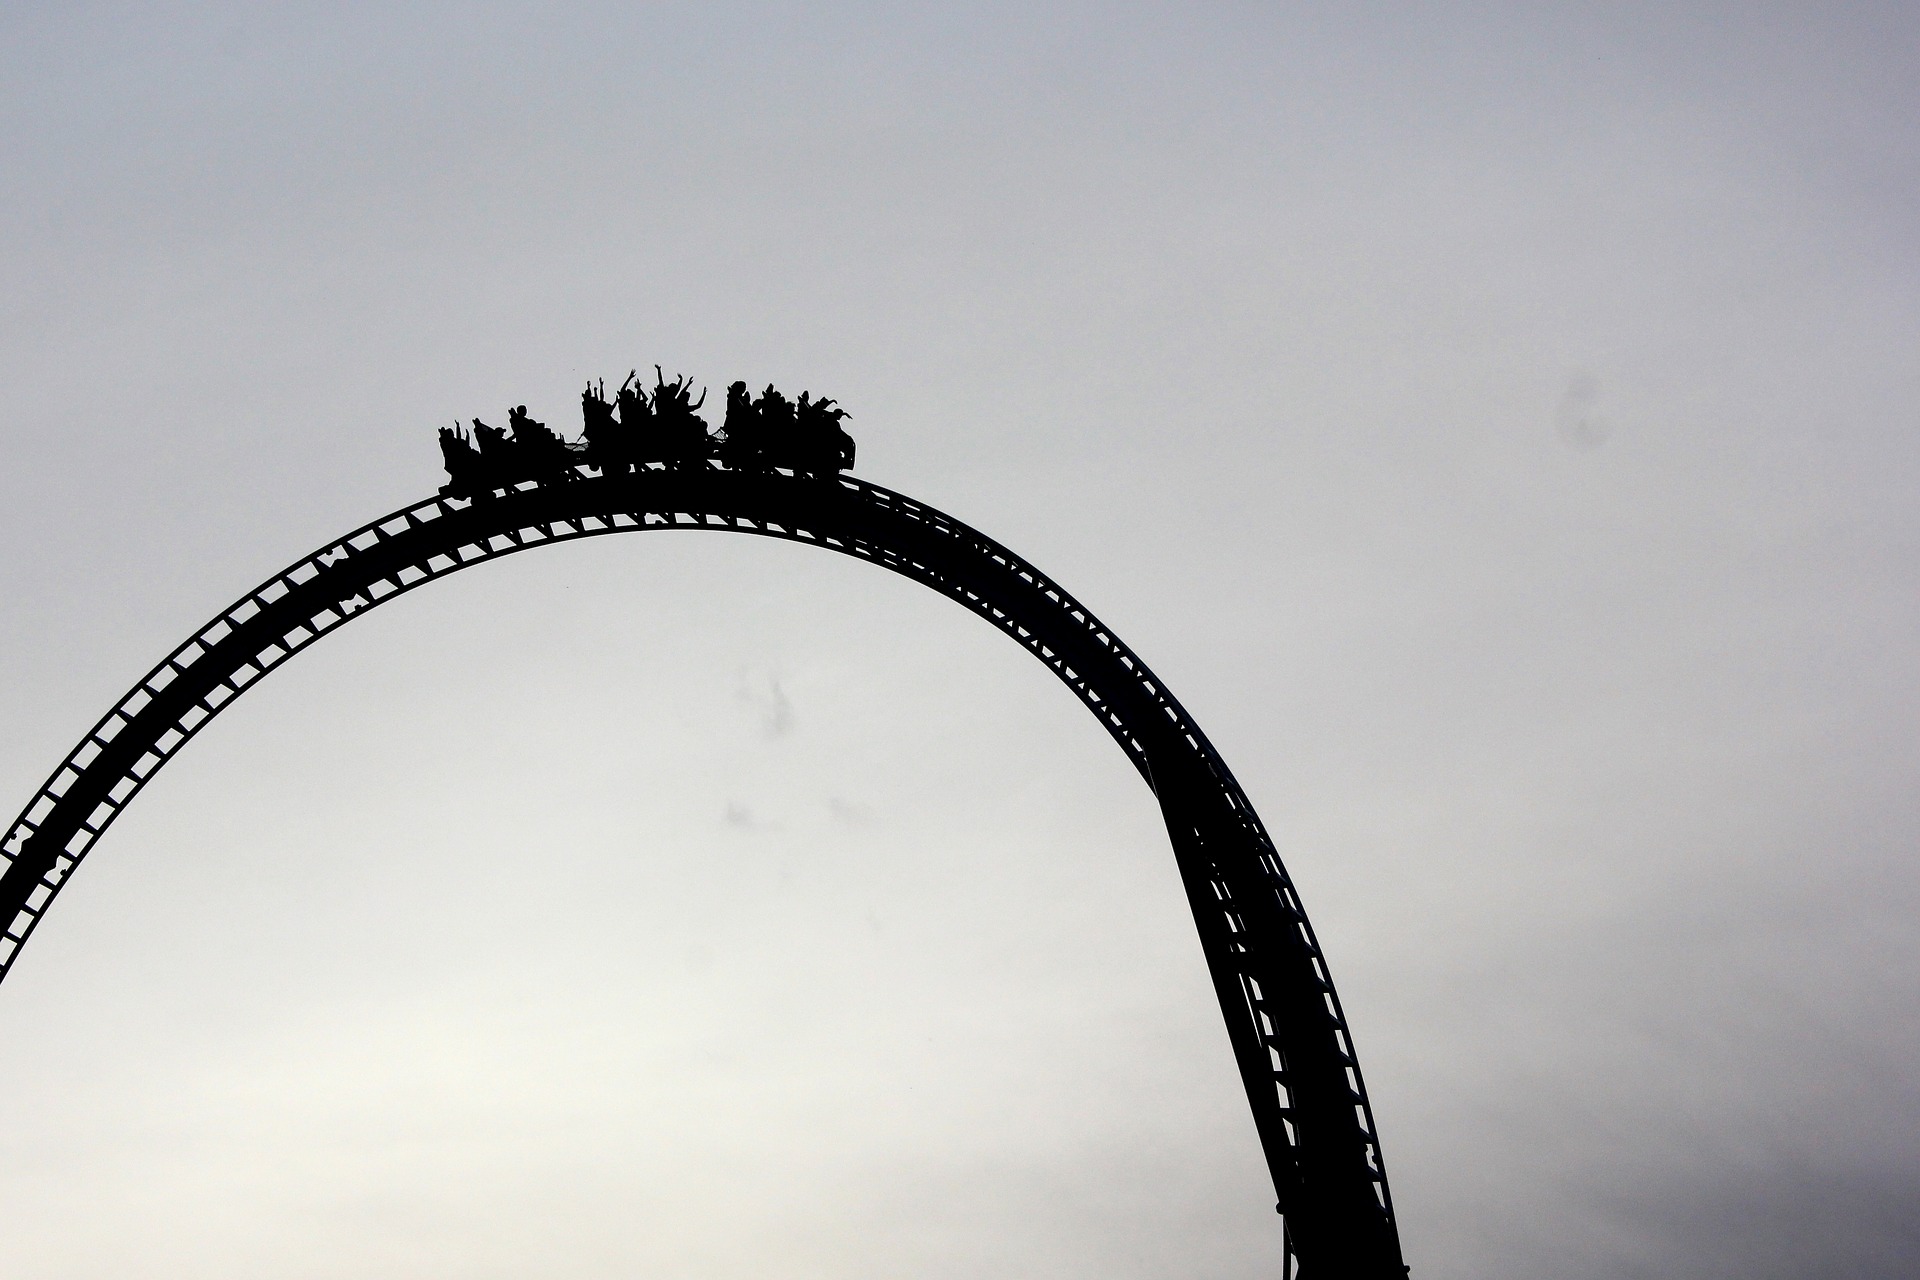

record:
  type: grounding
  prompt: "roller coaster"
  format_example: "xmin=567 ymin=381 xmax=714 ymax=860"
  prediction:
xmin=0 ymin=376 xmax=1409 ymax=1278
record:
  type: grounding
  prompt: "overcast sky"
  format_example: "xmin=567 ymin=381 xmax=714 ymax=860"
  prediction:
xmin=1 ymin=4 xmax=1916 ymax=1277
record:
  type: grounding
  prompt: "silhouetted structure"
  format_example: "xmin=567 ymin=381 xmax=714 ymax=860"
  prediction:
xmin=439 ymin=369 xmax=858 ymax=497
xmin=1 ymin=417 xmax=1406 ymax=1280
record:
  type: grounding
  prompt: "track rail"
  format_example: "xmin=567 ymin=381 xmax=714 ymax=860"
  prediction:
xmin=0 ymin=465 xmax=1405 ymax=1277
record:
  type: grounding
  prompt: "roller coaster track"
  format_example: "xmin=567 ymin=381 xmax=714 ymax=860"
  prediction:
xmin=0 ymin=465 xmax=1406 ymax=1277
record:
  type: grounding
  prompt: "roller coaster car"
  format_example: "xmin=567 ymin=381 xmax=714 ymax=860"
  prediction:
xmin=507 ymin=406 xmax=579 ymax=483
xmin=790 ymin=392 xmax=855 ymax=474
xmin=436 ymin=409 xmax=577 ymax=499
xmin=717 ymin=382 xmax=854 ymax=475
xmin=580 ymin=369 xmax=714 ymax=472
xmin=645 ymin=368 xmax=713 ymax=468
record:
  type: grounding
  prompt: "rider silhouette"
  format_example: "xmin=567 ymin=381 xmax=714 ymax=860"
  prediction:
xmin=437 ymin=424 xmax=485 ymax=497
xmin=719 ymin=380 xmax=762 ymax=470
xmin=507 ymin=405 xmax=576 ymax=483
xmin=580 ymin=380 xmax=624 ymax=475
xmin=650 ymin=368 xmax=710 ymax=467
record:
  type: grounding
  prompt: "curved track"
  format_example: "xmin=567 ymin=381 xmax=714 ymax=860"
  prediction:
xmin=0 ymin=466 xmax=1406 ymax=1277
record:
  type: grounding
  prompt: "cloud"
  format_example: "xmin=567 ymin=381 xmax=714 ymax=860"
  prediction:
xmin=827 ymin=796 xmax=871 ymax=826
xmin=736 ymin=670 xmax=794 ymax=740
xmin=1599 ymin=1158 xmax=1920 ymax=1280
xmin=1555 ymin=371 xmax=1610 ymax=450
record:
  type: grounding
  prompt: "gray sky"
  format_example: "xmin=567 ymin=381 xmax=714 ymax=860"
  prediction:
xmin=2 ymin=4 xmax=1916 ymax=1277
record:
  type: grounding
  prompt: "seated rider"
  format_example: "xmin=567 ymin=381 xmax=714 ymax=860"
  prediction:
xmin=792 ymin=392 xmax=852 ymax=474
xmin=470 ymin=419 xmax=516 ymax=490
xmin=507 ymin=405 xmax=576 ymax=482
xmin=438 ymin=423 xmax=485 ymax=497
xmin=650 ymin=368 xmax=710 ymax=466
xmin=580 ymin=380 xmax=624 ymax=474
xmin=719 ymin=380 xmax=762 ymax=470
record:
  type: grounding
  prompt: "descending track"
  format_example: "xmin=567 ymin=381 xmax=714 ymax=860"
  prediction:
xmin=0 ymin=465 xmax=1406 ymax=1277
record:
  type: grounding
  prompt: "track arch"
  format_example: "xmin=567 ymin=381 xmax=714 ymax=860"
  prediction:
xmin=0 ymin=465 xmax=1405 ymax=1277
